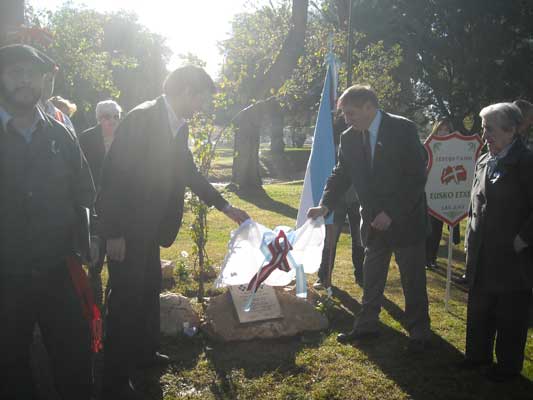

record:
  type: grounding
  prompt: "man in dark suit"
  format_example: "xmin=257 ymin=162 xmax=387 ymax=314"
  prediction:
xmin=308 ymin=85 xmax=430 ymax=350
xmin=79 ymin=100 xmax=122 ymax=306
xmin=462 ymin=102 xmax=533 ymax=382
xmin=97 ymin=65 xmax=249 ymax=399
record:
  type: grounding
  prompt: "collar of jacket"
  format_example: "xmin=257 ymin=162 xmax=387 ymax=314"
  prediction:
xmin=499 ymin=137 xmax=527 ymax=167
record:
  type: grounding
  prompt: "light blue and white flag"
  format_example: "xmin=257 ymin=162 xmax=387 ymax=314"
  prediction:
xmin=296 ymin=51 xmax=338 ymax=228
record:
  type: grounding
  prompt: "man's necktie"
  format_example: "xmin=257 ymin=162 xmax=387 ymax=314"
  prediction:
xmin=362 ymin=129 xmax=372 ymax=169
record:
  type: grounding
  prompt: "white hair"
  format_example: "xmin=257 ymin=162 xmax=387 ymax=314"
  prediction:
xmin=95 ymin=100 xmax=122 ymax=121
xmin=479 ymin=102 xmax=523 ymax=132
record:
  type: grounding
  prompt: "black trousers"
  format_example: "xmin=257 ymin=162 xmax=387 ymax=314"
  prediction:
xmin=466 ymin=286 xmax=532 ymax=374
xmin=425 ymin=215 xmax=460 ymax=264
xmin=103 ymin=238 xmax=161 ymax=386
xmin=0 ymin=264 xmax=91 ymax=400
xmin=318 ymin=202 xmax=365 ymax=282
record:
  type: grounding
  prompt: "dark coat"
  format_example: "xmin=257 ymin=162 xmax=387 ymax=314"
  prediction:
xmin=0 ymin=114 xmax=95 ymax=273
xmin=465 ymin=138 xmax=533 ymax=291
xmin=321 ymin=112 xmax=428 ymax=247
xmin=79 ymin=124 xmax=105 ymax=190
xmin=95 ymin=96 xmax=228 ymax=247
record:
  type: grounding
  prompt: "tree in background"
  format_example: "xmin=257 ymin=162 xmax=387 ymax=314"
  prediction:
xmin=24 ymin=4 xmax=170 ymax=129
xmin=220 ymin=0 xmax=309 ymax=190
xmin=220 ymin=0 xmax=405 ymax=188
xmin=344 ymin=0 xmax=533 ymax=133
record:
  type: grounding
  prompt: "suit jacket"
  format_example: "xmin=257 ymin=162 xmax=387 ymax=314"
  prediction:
xmin=96 ymin=96 xmax=228 ymax=247
xmin=79 ymin=124 xmax=105 ymax=190
xmin=321 ymin=112 xmax=427 ymax=247
xmin=465 ymin=138 xmax=533 ymax=291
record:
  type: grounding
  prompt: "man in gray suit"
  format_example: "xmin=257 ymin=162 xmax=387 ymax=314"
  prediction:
xmin=308 ymin=85 xmax=431 ymax=350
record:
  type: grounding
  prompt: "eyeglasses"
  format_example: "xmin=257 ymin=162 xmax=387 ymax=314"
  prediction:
xmin=100 ymin=114 xmax=120 ymax=121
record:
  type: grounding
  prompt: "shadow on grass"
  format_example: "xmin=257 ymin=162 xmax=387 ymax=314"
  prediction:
xmin=231 ymin=186 xmax=299 ymax=220
xmin=135 ymin=336 xmax=204 ymax=400
xmin=332 ymin=286 xmax=533 ymax=400
xmin=205 ymin=334 xmax=325 ymax=399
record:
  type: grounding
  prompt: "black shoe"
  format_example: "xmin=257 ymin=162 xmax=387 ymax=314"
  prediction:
xmin=484 ymin=366 xmax=519 ymax=383
xmin=102 ymin=379 xmax=144 ymax=400
xmin=137 ymin=352 xmax=172 ymax=369
xmin=456 ymin=358 xmax=492 ymax=370
xmin=337 ymin=330 xmax=380 ymax=343
xmin=425 ymin=262 xmax=436 ymax=270
xmin=453 ymin=274 xmax=468 ymax=285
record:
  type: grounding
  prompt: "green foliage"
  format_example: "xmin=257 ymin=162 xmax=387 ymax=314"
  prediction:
xmin=220 ymin=1 xmax=405 ymax=128
xmin=32 ymin=5 xmax=124 ymax=112
xmin=25 ymin=4 xmax=170 ymax=122
xmin=177 ymin=52 xmax=207 ymax=68
xmin=219 ymin=0 xmax=293 ymax=109
xmin=347 ymin=0 xmax=533 ymax=132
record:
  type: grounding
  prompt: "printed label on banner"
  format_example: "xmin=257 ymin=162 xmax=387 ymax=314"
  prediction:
xmin=425 ymin=132 xmax=483 ymax=226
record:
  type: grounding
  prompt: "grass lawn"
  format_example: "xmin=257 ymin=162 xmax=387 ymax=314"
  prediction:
xmin=208 ymin=146 xmax=311 ymax=183
xmin=128 ymin=182 xmax=533 ymax=400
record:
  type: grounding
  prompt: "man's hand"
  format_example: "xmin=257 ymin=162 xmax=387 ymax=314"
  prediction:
xmin=513 ymin=235 xmax=528 ymax=253
xmin=223 ymin=205 xmax=250 ymax=225
xmin=307 ymin=205 xmax=329 ymax=219
xmin=371 ymin=211 xmax=392 ymax=231
xmin=107 ymin=237 xmax=126 ymax=262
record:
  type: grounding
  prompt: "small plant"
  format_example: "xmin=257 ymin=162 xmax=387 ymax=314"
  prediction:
xmin=187 ymin=91 xmax=232 ymax=303
xmin=174 ymin=250 xmax=191 ymax=283
xmin=315 ymin=294 xmax=340 ymax=318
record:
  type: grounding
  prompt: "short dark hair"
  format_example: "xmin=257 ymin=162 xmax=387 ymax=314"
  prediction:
xmin=337 ymin=84 xmax=379 ymax=108
xmin=163 ymin=65 xmax=216 ymax=97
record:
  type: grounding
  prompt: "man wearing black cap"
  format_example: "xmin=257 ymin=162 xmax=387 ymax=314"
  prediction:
xmin=0 ymin=44 xmax=95 ymax=399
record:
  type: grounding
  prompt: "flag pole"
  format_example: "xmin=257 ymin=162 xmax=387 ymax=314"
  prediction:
xmin=445 ymin=224 xmax=453 ymax=312
xmin=346 ymin=0 xmax=354 ymax=87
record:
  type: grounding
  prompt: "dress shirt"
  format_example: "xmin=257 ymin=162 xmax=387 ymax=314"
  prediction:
xmin=367 ymin=109 xmax=382 ymax=161
xmin=0 ymin=104 xmax=46 ymax=143
xmin=163 ymin=94 xmax=186 ymax=138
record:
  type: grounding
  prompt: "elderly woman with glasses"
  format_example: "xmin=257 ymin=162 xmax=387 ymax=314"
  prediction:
xmin=462 ymin=102 xmax=533 ymax=382
xmin=78 ymin=99 xmax=122 ymax=307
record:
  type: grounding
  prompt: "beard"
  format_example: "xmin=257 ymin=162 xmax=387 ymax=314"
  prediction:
xmin=0 ymin=81 xmax=41 ymax=112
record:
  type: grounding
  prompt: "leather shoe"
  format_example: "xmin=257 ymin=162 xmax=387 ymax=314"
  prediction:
xmin=137 ymin=352 xmax=172 ymax=369
xmin=337 ymin=330 xmax=380 ymax=343
xmin=102 ymin=379 xmax=144 ymax=400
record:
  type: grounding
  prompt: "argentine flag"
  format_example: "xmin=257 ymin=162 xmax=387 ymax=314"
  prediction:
xmin=296 ymin=52 xmax=337 ymax=228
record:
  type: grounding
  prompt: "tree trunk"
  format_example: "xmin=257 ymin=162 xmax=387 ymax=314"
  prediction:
xmin=269 ymin=101 xmax=285 ymax=154
xmin=231 ymin=0 xmax=308 ymax=189
xmin=231 ymin=103 xmax=264 ymax=189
